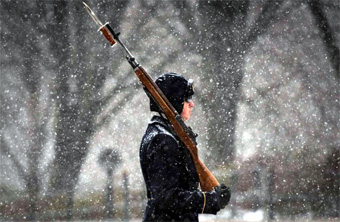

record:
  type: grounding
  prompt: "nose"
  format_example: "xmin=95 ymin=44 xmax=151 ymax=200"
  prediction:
xmin=189 ymin=100 xmax=195 ymax=108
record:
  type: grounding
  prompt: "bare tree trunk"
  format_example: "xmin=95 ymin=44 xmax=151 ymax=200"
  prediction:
xmin=26 ymin=94 xmax=40 ymax=222
xmin=196 ymin=0 xmax=249 ymax=163
xmin=48 ymin=1 xmax=75 ymax=219
xmin=176 ymin=0 xmax=297 ymax=164
xmin=48 ymin=1 xmax=130 ymax=219
xmin=21 ymin=16 xmax=45 ymax=220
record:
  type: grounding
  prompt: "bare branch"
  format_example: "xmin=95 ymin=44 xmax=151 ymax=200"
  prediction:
xmin=94 ymin=91 xmax=137 ymax=131
xmin=243 ymin=0 xmax=299 ymax=51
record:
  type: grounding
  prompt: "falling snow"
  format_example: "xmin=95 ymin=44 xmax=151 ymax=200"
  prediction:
xmin=1 ymin=0 xmax=339 ymax=221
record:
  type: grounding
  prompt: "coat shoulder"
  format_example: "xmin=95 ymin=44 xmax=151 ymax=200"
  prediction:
xmin=146 ymin=123 xmax=179 ymax=151
xmin=142 ymin=119 xmax=178 ymax=145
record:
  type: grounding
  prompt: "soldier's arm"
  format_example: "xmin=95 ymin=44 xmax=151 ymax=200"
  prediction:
xmin=146 ymin=134 xmax=220 ymax=214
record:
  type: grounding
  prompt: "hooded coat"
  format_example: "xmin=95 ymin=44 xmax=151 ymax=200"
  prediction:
xmin=140 ymin=115 xmax=221 ymax=221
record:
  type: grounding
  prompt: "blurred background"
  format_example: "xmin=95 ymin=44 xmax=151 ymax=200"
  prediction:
xmin=0 ymin=0 xmax=339 ymax=221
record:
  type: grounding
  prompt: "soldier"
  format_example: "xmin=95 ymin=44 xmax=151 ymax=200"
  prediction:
xmin=140 ymin=72 xmax=231 ymax=221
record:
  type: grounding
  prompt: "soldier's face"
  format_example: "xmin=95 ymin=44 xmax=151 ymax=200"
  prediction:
xmin=181 ymin=100 xmax=194 ymax=121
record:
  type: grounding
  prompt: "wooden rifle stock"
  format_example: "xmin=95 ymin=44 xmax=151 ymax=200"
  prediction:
xmin=134 ymin=66 xmax=219 ymax=191
xmin=83 ymin=2 xmax=219 ymax=191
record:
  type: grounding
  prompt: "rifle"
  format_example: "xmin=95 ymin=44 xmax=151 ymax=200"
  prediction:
xmin=83 ymin=2 xmax=219 ymax=192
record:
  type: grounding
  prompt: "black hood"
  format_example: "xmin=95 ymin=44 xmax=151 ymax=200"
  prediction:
xmin=149 ymin=72 xmax=194 ymax=114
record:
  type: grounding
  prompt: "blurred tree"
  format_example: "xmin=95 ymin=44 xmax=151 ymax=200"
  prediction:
xmin=47 ymin=0 xmax=130 ymax=219
xmin=234 ymin=0 xmax=339 ymax=217
xmin=166 ymin=0 xmax=294 ymax=163
xmin=1 ymin=0 xmax=131 ymax=220
xmin=1 ymin=1 xmax=54 ymax=220
xmin=171 ymin=0 xmax=338 ymax=165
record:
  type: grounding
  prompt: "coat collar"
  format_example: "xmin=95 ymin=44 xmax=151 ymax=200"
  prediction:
xmin=149 ymin=114 xmax=171 ymax=130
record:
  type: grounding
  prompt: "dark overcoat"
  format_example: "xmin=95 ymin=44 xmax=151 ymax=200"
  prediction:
xmin=140 ymin=115 xmax=220 ymax=221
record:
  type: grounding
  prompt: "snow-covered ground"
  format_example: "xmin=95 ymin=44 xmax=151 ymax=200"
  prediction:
xmin=199 ymin=208 xmax=338 ymax=222
xmin=68 ymin=219 xmax=338 ymax=222
xmin=200 ymin=209 xmax=263 ymax=222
